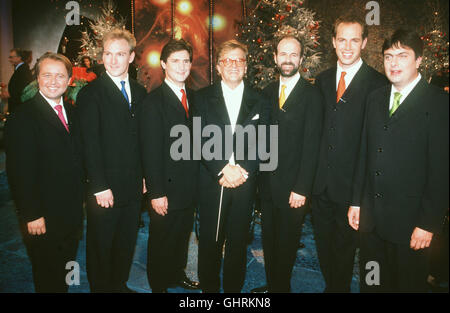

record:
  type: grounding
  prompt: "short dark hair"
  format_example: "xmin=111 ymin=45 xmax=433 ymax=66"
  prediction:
xmin=382 ymin=29 xmax=423 ymax=59
xmin=274 ymin=35 xmax=305 ymax=58
xmin=10 ymin=48 xmax=26 ymax=61
xmin=160 ymin=39 xmax=193 ymax=63
xmin=333 ymin=14 xmax=368 ymax=39
xmin=35 ymin=52 xmax=73 ymax=77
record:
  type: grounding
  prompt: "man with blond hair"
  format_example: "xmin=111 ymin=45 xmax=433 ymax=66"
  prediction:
xmin=77 ymin=28 xmax=147 ymax=293
xmin=195 ymin=40 xmax=270 ymax=293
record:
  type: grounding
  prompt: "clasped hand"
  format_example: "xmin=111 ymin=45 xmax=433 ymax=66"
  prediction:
xmin=219 ymin=164 xmax=248 ymax=188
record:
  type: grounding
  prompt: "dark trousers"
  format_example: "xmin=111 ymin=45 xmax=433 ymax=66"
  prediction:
xmin=359 ymin=231 xmax=430 ymax=292
xmin=260 ymin=197 xmax=308 ymax=292
xmin=311 ymin=192 xmax=357 ymax=292
xmin=86 ymin=196 xmax=141 ymax=292
xmin=147 ymin=205 xmax=195 ymax=291
xmin=21 ymin=225 xmax=80 ymax=293
xmin=198 ymin=180 xmax=255 ymax=293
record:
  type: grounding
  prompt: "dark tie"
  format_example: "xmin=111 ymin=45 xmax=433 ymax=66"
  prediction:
xmin=54 ymin=104 xmax=69 ymax=133
xmin=120 ymin=81 xmax=130 ymax=107
xmin=336 ymin=71 xmax=347 ymax=103
xmin=180 ymin=89 xmax=189 ymax=118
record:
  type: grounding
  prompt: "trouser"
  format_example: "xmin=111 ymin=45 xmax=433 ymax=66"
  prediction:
xmin=261 ymin=197 xmax=308 ymax=292
xmin=198 ymin=180 xmax=255 ymax=293
xmin=311 ymin=192 xmax=357 ymax=292
xmin=86 ymin=196 xmax=141 ymax=292
xmin=147 ymin=205 xmax=195 ymax=291
xmin=359 ymin=231 xmax=430 ymax=292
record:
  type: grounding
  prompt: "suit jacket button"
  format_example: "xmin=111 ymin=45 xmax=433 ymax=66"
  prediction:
xmin=375 ymin=171 xmax=381 ymax=176
xmin=375 ymin=193 xmax=382 ymax=198
xmin=384 ymin=125 xmax=388 ymax=131
xmin=328 ymin=145 xmax=333 ymax=150
xmin=333 ymin=106 xmax=337 ymax=111
xmin=378 ymin=148 xmax=383 ymax=153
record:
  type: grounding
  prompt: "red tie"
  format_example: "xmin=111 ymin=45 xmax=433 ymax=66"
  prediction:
xmin=54 ymin=104 xmax=69 ymax=133
xmin=180 ymin=89 xmax=189 ymax=118
xmin=336 ymin=71 xmax=347 ymax=103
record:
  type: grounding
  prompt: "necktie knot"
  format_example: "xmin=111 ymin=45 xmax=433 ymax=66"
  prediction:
xmin=54 ymin=104 xmax=63 ymax=113
xmin=336 ymin=71 xmax=347 ymax=103
xmin=279 ymin=84 xmax=287 ymax=109
xmin=390 ymin=92 xmax=402 ymax=117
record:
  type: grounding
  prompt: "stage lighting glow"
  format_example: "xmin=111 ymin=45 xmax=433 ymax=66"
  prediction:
xmin=177 ymin=1 xmax=192 ymax=15
xmin=207 ymin=15 xmax=226 ymax=31
xmin=147 ymin=51 xmax=161 ymax=68
xmin=151 ymin=0 xmax=169 ymax=5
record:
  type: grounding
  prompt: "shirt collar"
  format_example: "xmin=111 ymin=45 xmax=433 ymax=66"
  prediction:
xmin=15 ymin=62 xmax=24 ymax=71
xmin=39 ymin=90 xmax=63 ymax=109
xmin=221 ymin=80 xmax=244 ymax=94
xmin=106 ymin=71 xmax=129 ymax=87
xmin=165 ymin=78 xmax=186 ymax=94
xmin=391 ymin=73 xmax=422 ymax=102
xmin=337 ymin=58 xmax=363 ymax=77
xmin=279 ymin=72 xmax=300 ymax=89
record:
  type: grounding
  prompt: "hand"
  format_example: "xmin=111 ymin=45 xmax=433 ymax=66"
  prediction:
xmin=220 ymin=164 xmax=248 ymax=188
xmin=289 ymin=192 xmax=306 ymax=208
xmin=410 ymin=227 xmax=433 ymax=250
xmin=95 ymin=189 xmax=114 ymax=208
xmin=27 ymin=217 xmax=46 ymax=235
xmin=143 ymin=178 xmax=147 ymax=194
xmin=348 ymin=206 xmax=360 ymax=230
xmin=151 ymin=196 xmax=168 ymax=216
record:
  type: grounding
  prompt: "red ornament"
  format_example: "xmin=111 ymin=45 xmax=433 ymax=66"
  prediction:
xmin=275 ymin=14 xmax=280 ymax=20
xmin=268 ymin=23 xmax=272 ymax=27
xmin=279 ymin=15 xmax=286 ymax=22
xmin=257 ymin=38 xmax=262 ymax=44
xmin=286 ymin=5 xmax=291 ymax=12
xmin=303 ymin=68 xmax=308 ymax=72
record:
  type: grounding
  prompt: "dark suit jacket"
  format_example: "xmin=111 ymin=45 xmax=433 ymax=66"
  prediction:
xmin=194 ymin=82 xmax=270 ymax=191
xmin=313 ymin=62 xmax=389 ymax=204
xmin=76 ymin=73 xmax=147 ymax=204
xmin=8 ymin=63 xmax=33 ymax=114
xmin=5 ymin=93 xmax=84 ymax=239
xmin=139 ymin=82 xmax=198 ymax=210
xmin=259 ymin=78 xmax=323 ymax=206
xmin=352 ymin=79 xmax=449 ymax=244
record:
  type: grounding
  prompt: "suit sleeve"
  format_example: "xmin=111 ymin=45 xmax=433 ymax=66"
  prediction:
xmin=292 ymin=88 xmax=324 ymax=197
xmin=5 ymin=112 xmax=42 ymax=222
xmin=139 ymin=95 xmax=167 ymax=199
xmin=417 ymin=93 xmax=449 ymax=232
xmin=76 ymin=86 xmax=109 ymax=194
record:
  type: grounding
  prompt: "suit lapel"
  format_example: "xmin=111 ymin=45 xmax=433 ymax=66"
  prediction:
xmin=281 ymin=77 xmax=305 ymax=112
xmin=389 ymin=78 xmax=427 ymax=124
xmin=101 ymin=74 xmax=131 ymax=113
xmin=211 ymin=83 xmax=231 ymax=126
xmin=34 ymin=93 xmax=69 ymax=134
xmin=236 ymin=83 xmax=256 ymax=126
xmin=323 ymin=67 xmax=337 ymax=105
xmin=162 ymin=82 xmax=187 ymax=117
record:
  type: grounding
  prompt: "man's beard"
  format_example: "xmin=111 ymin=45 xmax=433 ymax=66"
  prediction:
xmin=278 ymin=62 xmax=299 ymax=78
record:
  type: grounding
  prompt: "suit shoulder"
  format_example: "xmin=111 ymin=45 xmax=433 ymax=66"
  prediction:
xmin=316 ymin=67 xmax=335 ymax=80
xmin=364 ymin=64 xmax=389 ymax=86
xmin=425 ymin=83 xmax=449 ymax=110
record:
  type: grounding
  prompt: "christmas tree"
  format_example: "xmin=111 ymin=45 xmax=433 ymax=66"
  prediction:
xmin=419 ymin=2 xmax=449 ymax=84
xmin=238 ymin=0 xmax=322 ymax=89
xmin=79 ymin=0 xmax=126 ymax=62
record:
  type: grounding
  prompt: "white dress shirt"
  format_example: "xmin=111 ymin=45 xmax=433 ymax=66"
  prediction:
xmin=279 ymin=72 xmax=301 ymax=101
xmin=389 ymin=73 xmax=422 ymax=110
xmin=336 ymin=58 xmax=363 ymax=91
xmin=106 ymin=72 xmax=132 ymax=104
xmin=164 ymin=78 xmax=189 ymax=108
xmin=221 ymin=80 xmax=244 ymax=166
xmin=39 ymin=91 xmax=68 ymax=123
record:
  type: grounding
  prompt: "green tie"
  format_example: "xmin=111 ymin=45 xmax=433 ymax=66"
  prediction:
xmin=390 ymin=92 xmax=402 ymax=117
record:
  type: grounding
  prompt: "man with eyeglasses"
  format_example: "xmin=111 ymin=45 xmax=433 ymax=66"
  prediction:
xmin=252 ymin=35 xmax=324 ymax=293
xmin=194 ymin=40 xmax=270 ymax=293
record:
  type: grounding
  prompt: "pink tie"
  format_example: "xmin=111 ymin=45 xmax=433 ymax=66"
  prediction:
xmin=55 ymin=104 xmax=69 ymax=133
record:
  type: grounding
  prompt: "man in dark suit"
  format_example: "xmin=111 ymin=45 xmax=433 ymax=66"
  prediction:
xmin=349 ymin=29 xmax=449 ymax=292
xmin=140 ymin=39 xmax=199 ymax=293
xmin=5 ymin=52 xmax=84 ymax=292
xmin=251 ymin=35 xmax=323 ymax=293
xmin=7 ymin=48 xmax=33 ymax=114
xmin=195 ymin=40 xmax=270 ymax=293
xmin=311 ymin=15 xmax=388 ymax=292
xmin=76 ymin=29 xmax=147 ymax=293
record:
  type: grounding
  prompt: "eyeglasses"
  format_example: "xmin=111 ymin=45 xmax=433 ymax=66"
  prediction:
xmin=219 ymin=58 xmax=246 ymax=67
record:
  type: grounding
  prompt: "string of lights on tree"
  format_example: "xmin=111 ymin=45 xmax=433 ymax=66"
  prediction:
xmin=79 ymin=0 xmax=126 ymax=62
xmin=238 ymin=0 xmax=322 ymax=89
xmin=419 ymin=6 xmax=449 ymax=83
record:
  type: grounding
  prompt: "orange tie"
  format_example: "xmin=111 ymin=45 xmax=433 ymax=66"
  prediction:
xmin=336 ymin=71 xmax=347 ymax=103
xmin=180 ymin=89 xmax=189 ymax=118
